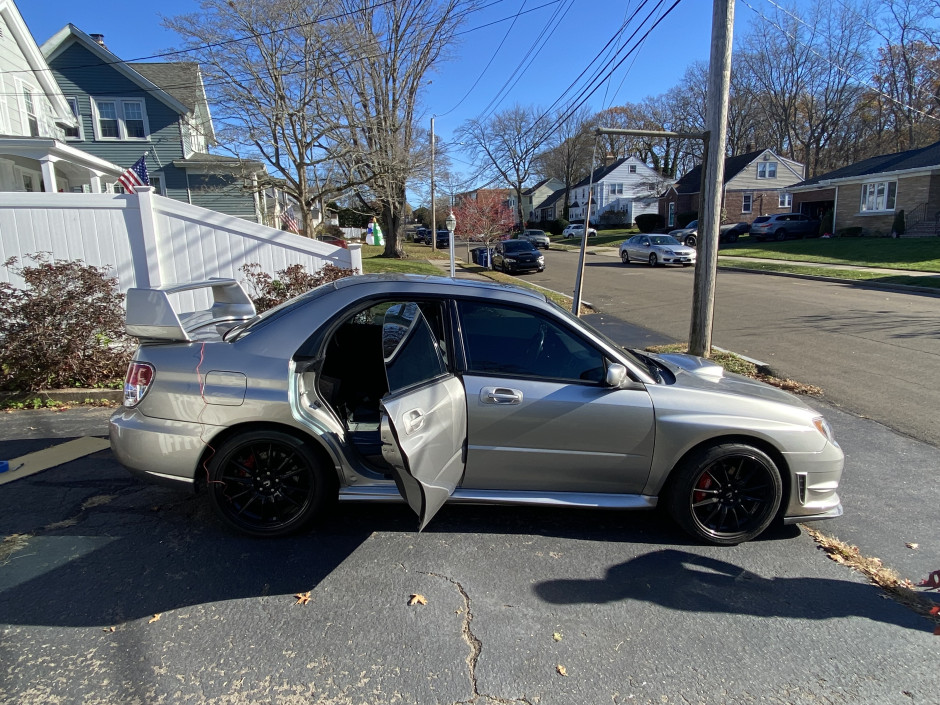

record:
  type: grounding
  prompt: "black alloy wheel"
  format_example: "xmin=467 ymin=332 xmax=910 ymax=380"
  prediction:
xmin=667 ymin=443 xmax=783 ymax=545
xmin=685 ymin=235 xmax=697 ymax=247
xmin=649 ymin=253 xmax=658 ymax=267
xmin=775 ymin=229 xmax=787 ymax=241
xmin=207 ymin=430 xmax=334 ymax=537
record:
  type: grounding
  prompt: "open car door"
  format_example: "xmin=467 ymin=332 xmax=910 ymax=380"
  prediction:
xmin=378 ymin=302 xmax=467 ymax=530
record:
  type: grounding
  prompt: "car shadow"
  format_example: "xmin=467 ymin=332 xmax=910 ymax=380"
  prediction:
xmin=533 ymin=548 xmax=933 ymax=633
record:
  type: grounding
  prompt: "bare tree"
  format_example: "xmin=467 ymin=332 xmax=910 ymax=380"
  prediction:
xmin=457 ymin=105 xmax=553 ymax=226
xmin=325 ymin=0 xmax=466 ymax=258
xmin=533 ymin=106 xmax=593 ymax=220
xmin=164 ymin=0 xmax=344 ymax=235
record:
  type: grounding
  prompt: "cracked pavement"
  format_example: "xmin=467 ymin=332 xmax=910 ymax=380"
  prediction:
xmin=0 ymin=408 xmax=938 ymax=704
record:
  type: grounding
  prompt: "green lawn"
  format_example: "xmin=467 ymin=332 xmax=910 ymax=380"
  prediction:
xmin=718 ymin=259 xmax=940 ymax=289
xmin=720 ymin=236 xmax=940 ymax=272
xmin=360 ymin=241 xmax=449 ymax=275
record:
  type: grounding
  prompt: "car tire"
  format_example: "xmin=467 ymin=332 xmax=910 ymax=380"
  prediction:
xmin=621 ymin=251 xmax=630 ymax=265
xmin=775 ymin=229 xmax=786 ymax=241
xmin=666 ymin=442 xmax=783 ymax=545
xmin=728 ymin=232 xmax=739 ymax=243
xmin=685 ymin=235 xmax=697 ymax=247
xmin=648 ymin=253 xmax=658 ymax=267
xmin=207 ymin=430 xmax=336 ymax=538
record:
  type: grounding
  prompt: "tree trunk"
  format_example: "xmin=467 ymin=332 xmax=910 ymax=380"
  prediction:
xmin=381 ymin=191 xmax=405 ymax=258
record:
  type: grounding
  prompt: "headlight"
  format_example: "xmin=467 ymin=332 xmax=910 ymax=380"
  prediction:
xmin=663 ymin=249 xmax=675 ymax=255
xmin=813 ymin=416 xmax=838 ymax=445
xmin=537 ymin=255 xmax=544 ymax=262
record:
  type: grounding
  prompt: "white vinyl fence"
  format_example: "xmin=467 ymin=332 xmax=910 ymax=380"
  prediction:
xmin=0 ymin=187 xmax=362 ymax=311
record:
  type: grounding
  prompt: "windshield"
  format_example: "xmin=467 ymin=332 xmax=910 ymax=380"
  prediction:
xmin=504 ymin=240 xmax=536 ymax=252
xmin=753 ymin=216 xmax=771 ymax=223
xmin=649 ymin=235 xmax=681 ymax=246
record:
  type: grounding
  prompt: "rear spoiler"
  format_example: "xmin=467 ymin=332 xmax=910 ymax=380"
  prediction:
xmin=125 ymin=279 xmax=256 ymax=342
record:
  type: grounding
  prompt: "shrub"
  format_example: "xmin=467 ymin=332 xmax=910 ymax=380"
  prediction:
xmin=818 ymin=208 xmax=834 ymax=237
xmin=0 ymin=254 xmax=131 ymax=392
xmin=677 ymin=211 xmax=698 ymax=228
xmin=317 ymin=223 xmax=346 ymax=239
xmin=547 ymin=218 xmax=568 ymax=235
xmin=635 ymin=213 xmax=665 ymax=233
xmin=598 ymin=209 xmax=630 ymax=226
xmin=240 ymin=262 xmax=355 ymax=312
xmin=892 ymin=209 xmax=905 ymax=237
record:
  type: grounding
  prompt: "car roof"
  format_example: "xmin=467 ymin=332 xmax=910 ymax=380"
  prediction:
xmin=331 ymin=272 xmax=548 ymax=303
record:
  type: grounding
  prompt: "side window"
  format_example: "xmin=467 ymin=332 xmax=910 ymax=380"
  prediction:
xmin=458 ymin=301 xmax=606 ymax=383
xmin=382 ymin=302 xmax=448 ymax=395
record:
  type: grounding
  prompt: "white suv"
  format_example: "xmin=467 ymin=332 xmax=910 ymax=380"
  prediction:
xmin=562 ymin=223 xmax=597 ymax=238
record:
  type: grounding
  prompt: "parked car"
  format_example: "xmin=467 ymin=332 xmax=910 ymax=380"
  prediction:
xmin=413 ymin=227 xmax=431 ymax=244
xmin=719 ymin=221 xmax=750 ymax=243
xmin=518 ymin=229 xmax=551 ymax=249
xmin=750 ymin=213 xmax=820 ymax=241
xmin=562 ymin=223 xmax=598 ymax=238
xmin=667 ymin=221 xmax=698 ymax=246
xmin=315 ymin=234 xmax=348 ymax=249
xmin=493 ymin=239 xmax=545 ymax=274
xmin=619 ymin=234 xmax=696 ymax=267
xmin=112 ymin=276 xmax=843 ymax=545
xmin=435 ymin=229 xmax=452 ymax=248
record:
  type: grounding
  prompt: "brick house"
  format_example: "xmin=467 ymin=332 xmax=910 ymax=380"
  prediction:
xmin=659 ymin=149 xmax=805 ymax=228
xmin=788 ymin=140 xmax=940 ymax=236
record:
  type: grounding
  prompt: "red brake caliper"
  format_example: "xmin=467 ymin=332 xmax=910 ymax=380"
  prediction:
xmin=693 ymin=474 xmax=712 ymax=503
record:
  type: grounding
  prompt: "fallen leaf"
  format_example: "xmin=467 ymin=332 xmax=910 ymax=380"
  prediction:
xmin=920 ymin=570 xmax=940 ymax=590
xmin=553 ymin=632 xmax=562 ymax=642
xmin=906 ymin=543 xmax=919 ymax=550
xmin=408 ymin=594 xmax=428 ymax=606
xmin=148 ymin=614 xmax=161 ymax=624
xmin=556 ymin=665 xmax=568 ymax=676
xmin=295 ymin=591 xmax=311 ymax=605
xmin=930 ymin=605 xmax=939 ymax=616
xmin=103 ymin=626 xmax=115 ymax=632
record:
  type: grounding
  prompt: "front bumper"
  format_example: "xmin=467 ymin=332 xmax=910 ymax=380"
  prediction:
xmin=780 ymin=441 xmax=844 ymax=524
xmin=109 ymin=407 xmax=215 ymax=489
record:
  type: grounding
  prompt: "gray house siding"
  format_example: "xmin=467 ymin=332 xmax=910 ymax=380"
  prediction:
xmin=188 ymin=173 xmax=257 ymax=219
xmin=47 ymin=42 xmax=189 ymax=200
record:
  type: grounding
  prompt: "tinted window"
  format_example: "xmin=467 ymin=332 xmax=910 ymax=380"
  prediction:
xmin=753 ymin=216 xmax=770 ymax=223
xmin=458 ymin=302 xmax=606 ymax=383
xmin=504 ymin=240 xmax=536 ymax=253
xmin=383 ymin=302 xmax=448 ymax=394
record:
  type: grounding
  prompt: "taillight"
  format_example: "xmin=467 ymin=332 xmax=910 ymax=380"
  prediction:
xmin=124 ymin=362 xmax=155 ymax=408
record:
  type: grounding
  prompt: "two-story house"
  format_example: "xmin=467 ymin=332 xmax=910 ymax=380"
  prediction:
xmin=0 ymin=0 xmax=122 ymax=192
xmin=567 ymin=157 xmax=662 ymax=226
xmin=660 ymin=149 xmax=805 ymax=228
xmin=40 ymin=25 xmax=268 ymax=221
xmin=519 ymin=177 xmax=564 ymax=224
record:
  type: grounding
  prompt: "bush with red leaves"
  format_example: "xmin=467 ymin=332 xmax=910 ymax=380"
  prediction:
xmin=239 ymin=262 xmax=356 ymax=312
xmin=0 ymin=254 xmax=132 ymax=392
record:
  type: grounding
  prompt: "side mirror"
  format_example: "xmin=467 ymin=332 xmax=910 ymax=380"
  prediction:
xmin=606 ymin=363 xmax=627 ymax=387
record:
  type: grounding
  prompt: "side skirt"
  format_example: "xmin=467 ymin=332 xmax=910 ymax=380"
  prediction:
xmin=339 ymin=485 xmax=657 ymax=510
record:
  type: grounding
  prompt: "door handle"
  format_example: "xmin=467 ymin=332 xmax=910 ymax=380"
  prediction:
xmin=481 ymin=387 xmax=523 ymax=404
xmin=403 ymin=408 xmax=424 ymax=435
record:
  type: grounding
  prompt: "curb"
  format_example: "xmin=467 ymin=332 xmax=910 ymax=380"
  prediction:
xmin=717 ymin=265 xmax=940 ymax=297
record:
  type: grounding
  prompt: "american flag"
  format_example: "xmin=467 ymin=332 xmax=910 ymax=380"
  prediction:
xmin=280 ymin=206 xmax=300 ymax=234
xmin=118 ymin=155 xmax=149 ymax=192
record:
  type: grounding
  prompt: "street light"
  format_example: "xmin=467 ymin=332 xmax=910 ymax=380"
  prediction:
xmin=445 ymin=210 xmax=457 ymax=278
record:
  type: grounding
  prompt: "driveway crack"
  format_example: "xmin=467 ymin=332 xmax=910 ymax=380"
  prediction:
xmin=421 ymin=571 xmax=533 ymax=705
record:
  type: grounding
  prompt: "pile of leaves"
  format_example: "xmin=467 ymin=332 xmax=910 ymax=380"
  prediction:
xmin=239 ymin=262 xmax=356 ymax=312
xmin=0 ymin=255 xmax=131 ymax=393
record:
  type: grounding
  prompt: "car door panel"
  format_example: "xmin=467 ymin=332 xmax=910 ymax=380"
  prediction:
xmin=459 ymin=375 xmax=655 ymax=494
xmin=381 ymin=376 xmax=467 ymax=529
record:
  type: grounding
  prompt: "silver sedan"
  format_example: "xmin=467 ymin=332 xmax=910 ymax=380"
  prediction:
xmin=620 ymin=234 xmax=696 ymax=267
xmin=110 ymin=275 xmax=842 ymax=545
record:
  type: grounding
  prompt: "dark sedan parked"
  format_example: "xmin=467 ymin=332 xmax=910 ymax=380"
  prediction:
xmin=493 ymin=239 xmax=545 ymax=274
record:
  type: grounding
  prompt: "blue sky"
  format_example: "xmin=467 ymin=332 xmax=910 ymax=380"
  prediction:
xmin=21 ymin=0 xmax=758 ymax=184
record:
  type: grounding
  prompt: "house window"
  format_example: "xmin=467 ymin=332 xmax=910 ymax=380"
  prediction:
xmin=63 ymin=97 xmax=82 ymax=140
xmin=779 ymin=192 xmax=792 ymax=208
xmin=742 ymin=192 xmax=753 ymax=213
xmin=629 ymin=164 xmax=637 ymax=174
xmin=610 ymin=183 xmax=623 ymax=195
xmin=23 ymin=87 xmax=40 ymax=137
xmin=91 ymin=97 xmax=150 ymax=140
xmin=860 ymin=181 xmax=897 ymax=212
xmin=668 ymin=202 xmax=676 ymax=227
xmin=757 ymin=162 xmax=777 ymax=179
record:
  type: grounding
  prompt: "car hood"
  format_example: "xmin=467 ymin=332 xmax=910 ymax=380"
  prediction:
xmin=654 ymin=244 xmax=695 ymax=255
xmin=649 ymin=352 xmax=814 ymax=411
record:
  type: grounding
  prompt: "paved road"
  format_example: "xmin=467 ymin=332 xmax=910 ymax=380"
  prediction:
xmin=525 ymin=248 xmax=940 ymax=448
xmin=0 ymin=408 xmax=938 ymax=704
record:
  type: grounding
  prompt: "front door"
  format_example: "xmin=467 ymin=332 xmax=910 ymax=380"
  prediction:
xmin=378 ymin=302 xmax=467 ymax=529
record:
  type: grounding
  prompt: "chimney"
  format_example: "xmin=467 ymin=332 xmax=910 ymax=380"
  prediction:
xmin=604 ymin=153 xmax=616 ymax=167
xmin=90 ymin=34 xmax=106 ymax=48
xmin=745 ymin=142 xmax=753 ymax=153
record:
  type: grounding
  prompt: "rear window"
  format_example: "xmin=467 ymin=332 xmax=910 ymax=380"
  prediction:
xmin=753 ymin=216 xmax=770 ymax=223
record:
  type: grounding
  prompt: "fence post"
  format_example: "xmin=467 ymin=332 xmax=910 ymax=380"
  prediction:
xmin=134 ymin=186 xmax=162 ymax=287
xmin=347 ymin=243 xmax=363 ymax=274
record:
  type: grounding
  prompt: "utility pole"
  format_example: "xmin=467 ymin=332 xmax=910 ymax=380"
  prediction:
xmin=430 ymin=116 xmax=437 ymax=251
xmin=689 ymin=0 xmax=734 ymax=357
